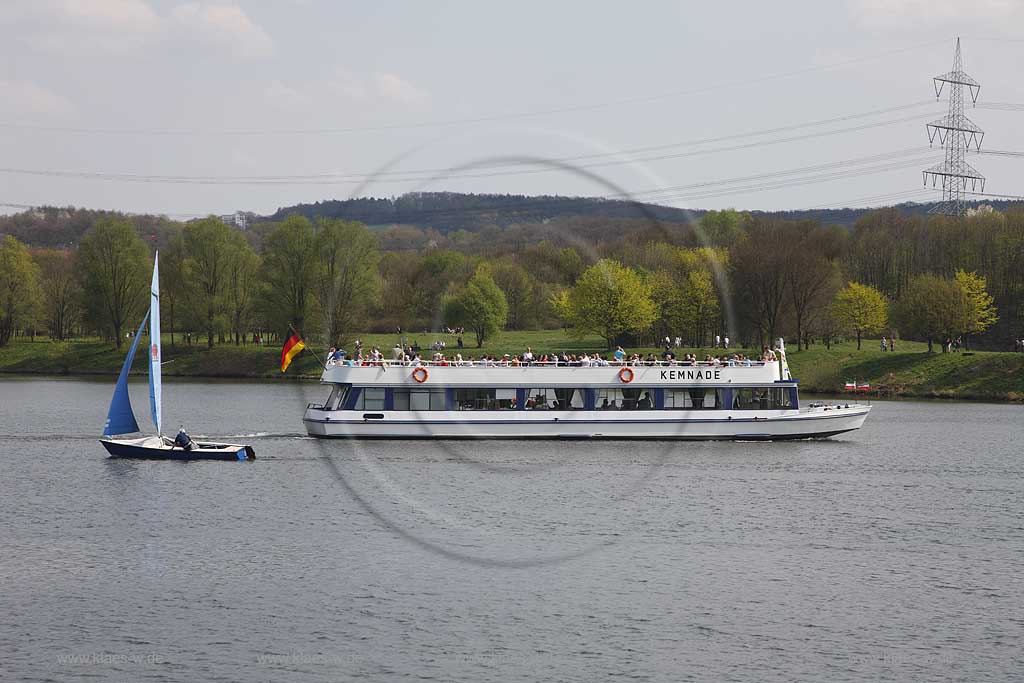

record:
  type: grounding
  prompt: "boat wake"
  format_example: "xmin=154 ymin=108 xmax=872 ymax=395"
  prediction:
xmin=192 ymin=432 xmax=305 ymax=440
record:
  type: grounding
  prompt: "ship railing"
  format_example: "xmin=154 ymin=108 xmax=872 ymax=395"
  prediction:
xmin=324 ymin=359 xmax=770 ymax=369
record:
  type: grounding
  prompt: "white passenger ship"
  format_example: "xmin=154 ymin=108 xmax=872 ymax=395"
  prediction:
xmin=302 ymin=352 xmax=870 ymax=440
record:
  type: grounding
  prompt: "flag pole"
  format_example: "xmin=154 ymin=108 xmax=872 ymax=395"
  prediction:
xmin=289 ymin=324 xmax=327 ymax=370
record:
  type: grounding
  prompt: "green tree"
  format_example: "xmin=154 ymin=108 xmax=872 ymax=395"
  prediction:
xmin=555 ymin=259 xmax=657 ymax=349
xmin=407 ymin=250 xmax=474 ymax=327
xmin=161 ymin=230 xmax=188 ymax=346
xmin=891 ymin=273 xmax=970 ymax=353
xmin=224 ymin=231 xmax=260 ymax=345
xmin=313 ymin=218 xmax=380 ymax=344
xmin=831 ymin=282 xmax=888 ymax=350
xmin=491 ymin=259 xmax=537 ymax=330
xmin=698 ymin=209 xmax=746 ymax=247
xmin=259 ymin=215 xmax=316 ymax=336
xmin=785 ymin=229 xmax=841 ymax=351
xmin=678 ymin=267 xmax=719 ymax=346
xmin=443 ymin=266 xmax=508 ymax=348
xmin=954 ymin=269 xmax=998 ymax=339
xmin=78 ymin=218 xmax=149 ymax=350
xmin=182 ymin=217 xmax=235 ymax=348
xmin=645 ymin=269 xmax=685 ymax=344
xmin=521 ymin=240 xmax=583 ymax=285
xmin=0 ymin=236 xmax=42 ymax=346
xmin=730 ymin=219 xmax=791 ymax=347
xmin=32 ymin=248 xmax=79 ymax=341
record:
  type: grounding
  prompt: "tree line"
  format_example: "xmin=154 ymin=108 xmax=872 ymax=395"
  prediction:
xmin=0 ymin=204 xmax=1020 ymax=352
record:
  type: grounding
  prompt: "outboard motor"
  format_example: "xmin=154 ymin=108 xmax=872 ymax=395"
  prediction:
xmin=174 ymin=427 xmax=194 ymax=451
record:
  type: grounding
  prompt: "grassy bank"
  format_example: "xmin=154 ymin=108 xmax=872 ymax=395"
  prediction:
xmin=1 ymin=333 xmax=1022 ymax=402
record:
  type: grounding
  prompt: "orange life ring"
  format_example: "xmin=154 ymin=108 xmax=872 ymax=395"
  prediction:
xmin=412 ymin=367 xmax=429 ymax=383
xmin=618 ymin=367 xmax=634 ymax=383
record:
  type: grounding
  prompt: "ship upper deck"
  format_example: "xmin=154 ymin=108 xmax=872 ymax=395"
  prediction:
xmin=319 ymin=359 xmax=790 ymax=388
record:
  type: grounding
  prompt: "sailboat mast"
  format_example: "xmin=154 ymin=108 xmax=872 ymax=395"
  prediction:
xmin=148 ymin=252 xmax=163 ymax=436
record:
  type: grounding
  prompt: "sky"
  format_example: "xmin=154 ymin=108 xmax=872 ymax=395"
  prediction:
xmin=2 ymin=0 xmax=1024 ymax=218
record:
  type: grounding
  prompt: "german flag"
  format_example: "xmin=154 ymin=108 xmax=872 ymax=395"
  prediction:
xmin=280 ymin=329 xmax=306 ymax=372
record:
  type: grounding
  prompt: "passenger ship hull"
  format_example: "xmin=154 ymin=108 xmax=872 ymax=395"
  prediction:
xmin=302 ymin=361 xmax=871 ymax=441
xmin=303 ymin=406 xmax=870 ymax=441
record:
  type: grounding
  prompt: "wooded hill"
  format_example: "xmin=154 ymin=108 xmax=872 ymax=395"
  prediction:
xmin=5 ymin=193 xmax=1020 ymax=251
xmin=271 ymin=192 xmax=1014 ymax=232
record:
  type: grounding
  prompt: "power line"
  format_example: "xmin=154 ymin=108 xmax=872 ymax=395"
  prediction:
xmin=0 ymin=148 xmax=945 ymax=222
xmin=804 ymin=189 xmax=935 ymax=211
xmin=0 ymin=40 xmax=949 ymax=137
xmin=637 ymin=158 xmax=937 ymax=205
xmin=610 ymin=148 xmax=939 ymax=201
xmin=966 ymin=191 xmax=1024 ymax=201
xmin=979 ymin=148 xmax=1024 ymax=157
xmin=976 ymin=102 xmax=1024 ymax=111
xmin=0 ymin=111 xmax=941 ymax=187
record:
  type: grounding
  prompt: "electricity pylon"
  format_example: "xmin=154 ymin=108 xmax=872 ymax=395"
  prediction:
xmin=923 ymin=38 xmax=984 ymax=217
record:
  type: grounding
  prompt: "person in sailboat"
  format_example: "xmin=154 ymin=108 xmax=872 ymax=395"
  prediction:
xmin=173 ymin=426 xmax=195 ymax=451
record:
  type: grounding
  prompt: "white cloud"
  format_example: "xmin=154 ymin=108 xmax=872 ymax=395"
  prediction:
xmin=260 ymin=68 xmax=429 ymax=118
xmin=848 ymin=0 xmax=1021 ymax=29
xmin=0 ymin=0 xmax=160 ymax=54
xmin=170 ymin=3 xmax=275 ymax=60
xmin=264 ymin=79 xmax=314 ymax=111
xmin=57 ymin=0 xmax=160 ymax=33
xmin=328 ymin=66 xmax=369 ymax=101
xmin=0 ymin=80 xmax=75 ymax=118
xmin=373 ymin=72 xmax=428 ymax=105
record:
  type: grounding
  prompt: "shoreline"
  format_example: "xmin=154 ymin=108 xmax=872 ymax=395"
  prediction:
xmin=1 ymin=336 xmax=1021 ymax=403
xmin=3 ymin=371 xmax=1020 ymax=404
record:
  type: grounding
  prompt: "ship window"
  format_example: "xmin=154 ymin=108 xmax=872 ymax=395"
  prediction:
xmin=355 ymin=388 xmax=385 ymax=411
xmin=770 ymin=387 xmax=792 ymax=408
xmin=733 ymin=387 xmax=791 ymax=410
xmin=664 ymin=389 xmax=694 ymax=409
xmin=665 ymin=388 xmax=721 ymax=409
xmin=452 ymin=388 xmax=516 ymax=410
xmin=595 ymin=388 xmax=626 ymax=409
xmin=524 ymin=388 xmax=584 ymax=410
xmin=456 ymin=388 xmax=492 ymax=410
xmin=395 ymin=389 xmax=446 ymax=411
xmin=323 ymin=385 xmax=348 ymax=410
xmin=393 ymin=389 xmax=409 ymax=411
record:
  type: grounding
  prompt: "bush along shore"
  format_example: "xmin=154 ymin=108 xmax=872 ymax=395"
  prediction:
xmin=1 ymin=333 xmax=1022 ymax=403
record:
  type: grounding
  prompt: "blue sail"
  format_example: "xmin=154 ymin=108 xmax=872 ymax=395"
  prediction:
xmin=102 ymin=311 xmax=151 ymax=437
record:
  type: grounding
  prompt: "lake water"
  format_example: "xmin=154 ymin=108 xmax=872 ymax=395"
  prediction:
xmin=1 ymin=377 xmax=1021 ymax=682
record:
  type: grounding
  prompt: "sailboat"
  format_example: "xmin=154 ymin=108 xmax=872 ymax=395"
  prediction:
xmin=99 ymin=252 xmax=255 ymax=461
